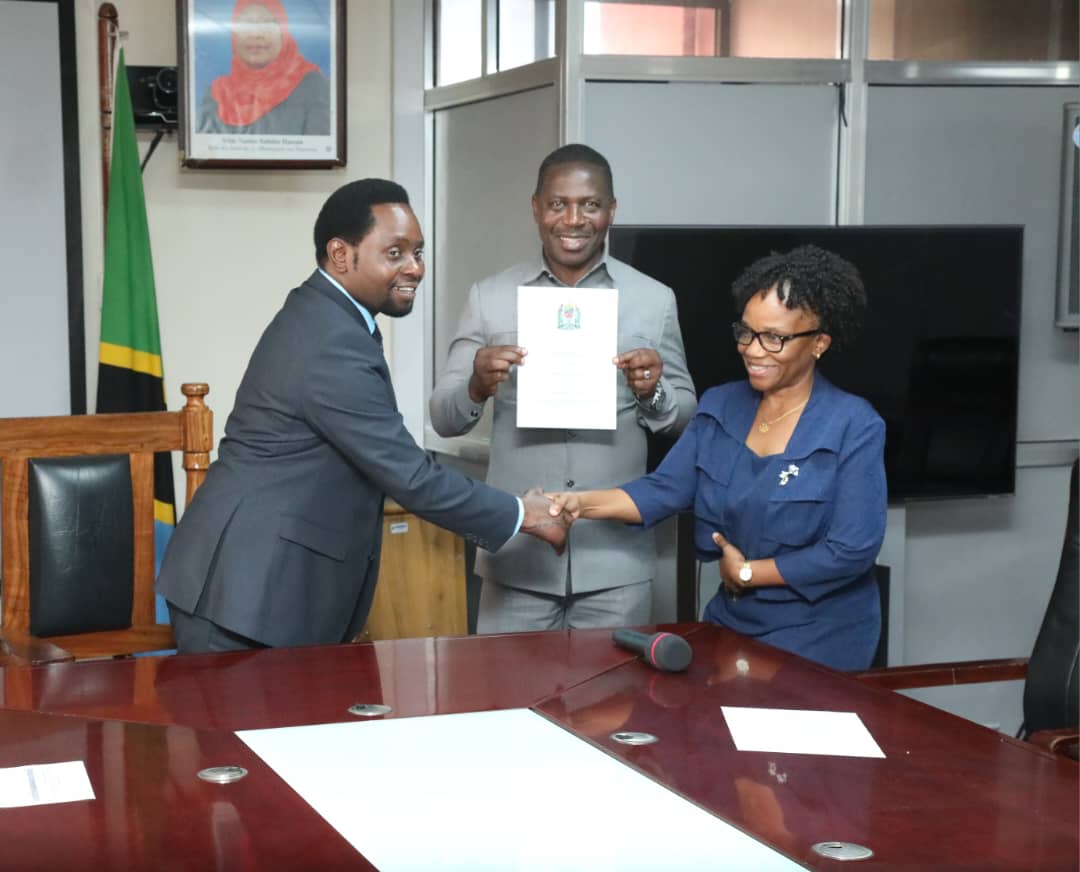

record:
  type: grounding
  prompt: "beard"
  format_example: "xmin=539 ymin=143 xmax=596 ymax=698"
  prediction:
xmin=383 ymin=301 xmax=414 ymax=318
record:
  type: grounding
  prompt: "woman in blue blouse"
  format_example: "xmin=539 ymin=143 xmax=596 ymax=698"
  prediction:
xmin=549 ymin=245 xmax=887 ymax=670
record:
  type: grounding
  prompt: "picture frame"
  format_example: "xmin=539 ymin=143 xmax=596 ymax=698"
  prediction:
xmin=177 ymin=0 xmax=345 ymax=169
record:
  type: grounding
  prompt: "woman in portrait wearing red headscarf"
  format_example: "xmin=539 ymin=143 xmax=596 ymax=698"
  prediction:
xmin=196 ymin=0 xmax=330 ymax=135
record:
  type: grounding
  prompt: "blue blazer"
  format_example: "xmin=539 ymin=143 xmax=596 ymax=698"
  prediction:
xmin=623 ymin=375 xmax=887 ymax=668
xmin=157 ymin=271 xmax=519 ymax=647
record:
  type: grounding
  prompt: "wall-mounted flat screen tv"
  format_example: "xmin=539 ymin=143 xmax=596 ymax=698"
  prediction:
xmin=609 ymin=225 xmax=1023 ymax=500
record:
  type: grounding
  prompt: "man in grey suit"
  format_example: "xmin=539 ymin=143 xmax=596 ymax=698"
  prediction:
xmin=430 ymin=145 xmax=696 ymax=633
xmin=158 ymin=179 xmax=568 ymax=654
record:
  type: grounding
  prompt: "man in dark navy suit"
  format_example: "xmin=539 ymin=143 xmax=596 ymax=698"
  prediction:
xmin=158 ymin=179 xmax=567 ymax=654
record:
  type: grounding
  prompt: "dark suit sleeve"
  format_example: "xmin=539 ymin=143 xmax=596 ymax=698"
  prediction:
xmin=300 ymin=328 xmax=519 ymax=553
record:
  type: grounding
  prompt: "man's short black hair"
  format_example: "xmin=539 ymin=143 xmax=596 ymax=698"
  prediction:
xmin=314 ymin=178 xmax=410 ymax=265
xmin=534 ymin=144 xmax=615 ymax=199
xmin=731 ymin=244 xmax=867 ymax=349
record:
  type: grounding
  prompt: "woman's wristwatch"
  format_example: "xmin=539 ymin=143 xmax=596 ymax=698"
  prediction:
xmin=737 ymin=561 xmax=753 ymax=587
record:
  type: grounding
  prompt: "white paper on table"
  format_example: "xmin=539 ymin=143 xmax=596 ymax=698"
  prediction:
xmin=0 ymin=760 xmax=95 ymax=807
xmin=238 ymin=708 xmax=805 ymax=872
xmin=721 ymin=706 xmax=885 ymax=758
xmin=516 ymin=285 xmax=618 ymax=430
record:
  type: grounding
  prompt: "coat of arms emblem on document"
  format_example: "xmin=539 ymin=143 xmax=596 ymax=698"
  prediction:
xmin=556 ymin=303 xmax=581 ymax=330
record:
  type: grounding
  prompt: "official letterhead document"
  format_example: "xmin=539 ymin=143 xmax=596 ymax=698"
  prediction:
xmin=516 ymin=286 xmax=618 ymax=430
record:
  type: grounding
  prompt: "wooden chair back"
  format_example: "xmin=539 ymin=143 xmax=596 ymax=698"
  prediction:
xmin=0 ymin=383 xmax=212 ymax=662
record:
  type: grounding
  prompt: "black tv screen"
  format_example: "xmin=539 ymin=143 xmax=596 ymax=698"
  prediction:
xmin=609 ymin=225 xmax=1022 ymax=500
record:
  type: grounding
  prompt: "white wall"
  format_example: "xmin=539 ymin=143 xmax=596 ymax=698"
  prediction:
xmin=72 ymin=0 xmax=393 ymax=509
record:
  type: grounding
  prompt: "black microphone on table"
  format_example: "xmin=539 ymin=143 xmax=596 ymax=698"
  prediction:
xmin=612 ymin=629 xmax=692 ymax=672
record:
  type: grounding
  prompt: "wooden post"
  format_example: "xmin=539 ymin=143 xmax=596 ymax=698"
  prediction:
xmin=179 ymin=383 xmax=213 ymax=505
xmin=97 ymin=3 xmax=119 ymax=221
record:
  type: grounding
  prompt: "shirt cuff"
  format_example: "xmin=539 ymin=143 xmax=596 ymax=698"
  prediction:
xmin=512 ymin=497 xmax=524 ymax=536
xmin=455 ymin=387 xmax=484 ymax=424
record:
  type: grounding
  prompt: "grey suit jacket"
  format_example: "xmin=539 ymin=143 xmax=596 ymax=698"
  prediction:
xmin=429 ymin=255 xmax=696 ymax=595
xmin=157 ymin=270 xmax=519 ymax=647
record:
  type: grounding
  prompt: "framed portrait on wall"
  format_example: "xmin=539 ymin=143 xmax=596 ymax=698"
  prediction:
xmin=177 ymin=0 xmax=345 ymax=168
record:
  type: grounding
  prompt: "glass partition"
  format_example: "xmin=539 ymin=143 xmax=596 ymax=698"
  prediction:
xmin=869 ymin=0 xmax=1079 ymax=62
xmin=499 ymin=0 xmax=556 ymax=71
xmin=437 ymin=0 xmax=483 ymax=85
xmin=583 ymin=0 xmax=839 ymax=59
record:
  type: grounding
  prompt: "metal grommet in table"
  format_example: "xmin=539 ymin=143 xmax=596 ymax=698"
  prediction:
xmin=610 ymin=731 xmax=658 ymax=746
xmin=348 ymin=703 xmax=393 ymax=717
xmin=197 ymin=766 xmax=248 ymax=784
xmin=811 ymin=842 xmax=874 ymax=861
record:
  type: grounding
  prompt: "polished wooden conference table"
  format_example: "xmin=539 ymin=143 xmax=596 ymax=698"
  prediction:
xmin=0 ymin=623 xmax=1075 ymax=870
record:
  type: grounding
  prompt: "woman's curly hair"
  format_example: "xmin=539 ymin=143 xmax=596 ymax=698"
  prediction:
xmin=731 ymin=244 xmax=866 ymax=349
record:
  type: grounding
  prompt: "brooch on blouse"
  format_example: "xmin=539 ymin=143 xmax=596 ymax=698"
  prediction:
xmin=778 ymin=464 xmax=800 ymax=486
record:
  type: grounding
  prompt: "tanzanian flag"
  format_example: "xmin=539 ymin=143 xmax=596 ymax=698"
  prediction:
xmin=96 ymin=50 xmax=175 ymax=622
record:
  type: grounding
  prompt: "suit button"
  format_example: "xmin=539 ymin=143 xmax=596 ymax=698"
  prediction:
xmin=565 ymin=479 xmax=575 ymax=488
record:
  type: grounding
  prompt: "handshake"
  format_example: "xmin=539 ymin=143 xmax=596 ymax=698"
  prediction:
xmin=518 ymin=487 xmax=579 ymax=555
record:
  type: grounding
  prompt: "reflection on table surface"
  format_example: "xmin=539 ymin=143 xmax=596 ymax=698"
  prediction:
xmin=0 ymin=707 xmax=371 ymax=871
xmin=539 ymin=629 xmax=1080 ymax=870
xmin=0 ymin=624 xmax=705 ymax=730
xmin=0 ymin=623 xmax=1075 ymax=871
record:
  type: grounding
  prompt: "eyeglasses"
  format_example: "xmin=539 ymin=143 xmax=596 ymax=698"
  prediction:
xmin=731 ymin=322 xmax=821 ymax=353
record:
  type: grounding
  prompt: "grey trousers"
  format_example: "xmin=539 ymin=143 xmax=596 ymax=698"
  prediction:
xmin=476 ymin=580 xmax=652 ymax=633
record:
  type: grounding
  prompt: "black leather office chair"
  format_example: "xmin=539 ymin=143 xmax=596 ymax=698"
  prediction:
xmin=856 ymin=459 xmax=1079 ymax=759
xmin=1022 ymin=459 xmax=1079 ymax=741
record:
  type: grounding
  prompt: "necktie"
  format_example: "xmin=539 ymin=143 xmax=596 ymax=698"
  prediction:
xmin=372 ymin=324 xmax=383 ymax=347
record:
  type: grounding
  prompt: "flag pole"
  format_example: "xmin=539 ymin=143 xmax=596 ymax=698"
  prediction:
xmin=97 ymin=2 xmax=119 ymax=223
